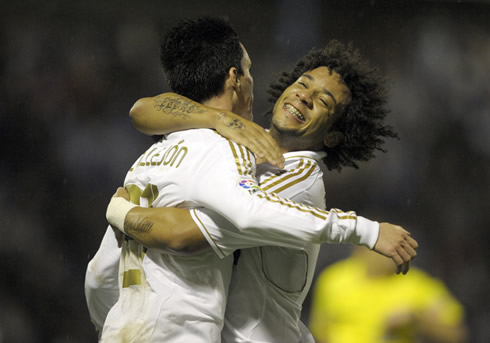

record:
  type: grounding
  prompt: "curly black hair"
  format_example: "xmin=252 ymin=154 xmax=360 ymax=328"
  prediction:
xmin=267 ymin=40 xmax=398 ymax=171
xmin=160 ymin=16 xmax=243 ymax=103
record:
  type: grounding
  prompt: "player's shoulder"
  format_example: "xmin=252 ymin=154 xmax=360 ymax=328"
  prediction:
xmin=166 ymin=128 xmax=219 ymax=142
xmin=283 ymin=151 xmax=325 ymax=172
xmin=169 ymin=129 xmax=245 ymax=149
xmin=259 ymin=151 xmax=325 ymax=196
xmin=167 ymin=129 xmax=255 ymax=172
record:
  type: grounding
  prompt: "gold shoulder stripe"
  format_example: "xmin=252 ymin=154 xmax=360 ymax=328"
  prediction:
xmin=227 ymin=140 xmax=244 ymax=176
xmin=246 ymin=148 xmax=254 ymax=175
xmin=274 ymin=162 xmax=317 ymax=194
xmin=227 ymin=140 xmax=254 ymax=176
xmin=237 ymin=143 xmax=253 ymax=176
xmin=262 ymin=159 xmax=314 ymax=192
xmin=284 ymin=155 xmax=318 ymax=162
xmin=260 ymin=159 xmax=306 ymax=189
xmin=256 ymin=192 xmax=328 ymax=220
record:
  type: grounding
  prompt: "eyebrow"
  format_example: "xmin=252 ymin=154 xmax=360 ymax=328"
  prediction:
xmin=302 ymin=73 xmax=337 ymax=105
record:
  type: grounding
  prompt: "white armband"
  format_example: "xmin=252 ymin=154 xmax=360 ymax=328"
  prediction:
xmin=106 ymin=197 xmax=137 ymax=234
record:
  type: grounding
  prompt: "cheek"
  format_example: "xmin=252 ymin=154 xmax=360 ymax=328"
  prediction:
xmin=245 ymin=76 xmax=254 ymax=92
xmin=272 ymin=97 xmax=282 ymax=112
xmin=312 ymin=112 xmax=333 ymax=131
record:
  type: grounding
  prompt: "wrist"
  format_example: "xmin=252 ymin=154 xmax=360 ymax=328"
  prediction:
xmin=211 ymin=110 xmax=223 ymax=129
xmin=106 ymin=197 xmax=137 ymax=233
xmin=355 ymin=216 xmax=380 ymax=249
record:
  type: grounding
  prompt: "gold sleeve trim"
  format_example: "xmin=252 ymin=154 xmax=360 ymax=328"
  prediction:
xmin=256 ymin=192 xmax=328 ymax=220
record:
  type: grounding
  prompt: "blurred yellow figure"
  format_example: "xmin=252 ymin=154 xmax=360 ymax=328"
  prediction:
xmin=309 ymin=247 xmax=468 ymax=343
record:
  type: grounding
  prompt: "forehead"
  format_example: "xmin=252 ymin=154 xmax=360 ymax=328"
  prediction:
xmin=302 ymin=67 xmax=342 ymax=87
xmin=300 ymin=66 xmax=350 ymax=103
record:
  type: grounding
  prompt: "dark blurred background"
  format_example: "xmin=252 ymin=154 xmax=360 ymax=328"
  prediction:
xmin=1 ymin=0 xmax=489 ymax=342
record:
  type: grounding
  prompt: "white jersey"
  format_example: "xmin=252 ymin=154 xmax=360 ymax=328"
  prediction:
xmin=97 ymin=129 xmax=377 ymax=343
xmin=222 ymin=151 xmax=326 ymax=343
xmin=100 ymin=129 xmax=379 ymax=342
xmin=84 ymin=225 xmax=121 ymax=335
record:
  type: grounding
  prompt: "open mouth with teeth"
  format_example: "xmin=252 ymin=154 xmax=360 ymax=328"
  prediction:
xmin=285 ymin=103 xmax=305 ymax=122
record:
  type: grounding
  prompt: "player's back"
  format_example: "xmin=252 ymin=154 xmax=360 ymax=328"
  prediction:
xmin=102 ymin=129 xmax=237 ymax=343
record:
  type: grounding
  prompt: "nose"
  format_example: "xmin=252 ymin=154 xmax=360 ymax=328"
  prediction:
xmin=296 ymin=89 xmax=313 ymax=108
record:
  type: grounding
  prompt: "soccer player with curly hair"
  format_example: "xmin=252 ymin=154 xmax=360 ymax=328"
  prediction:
xmin=87 ymin=17 xmax=417 ymax=342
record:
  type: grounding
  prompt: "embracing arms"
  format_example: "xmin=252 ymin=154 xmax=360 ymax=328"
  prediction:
xmin=130 ymin=93 xmax=284 ymax=167
xmin=107 ymin=187 xmax=209 ymax=256
xmin=107 ymin=188 xmax=418 ymax=274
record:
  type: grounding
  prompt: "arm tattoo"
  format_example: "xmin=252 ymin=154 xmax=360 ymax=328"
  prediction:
xmin=153 ymin=96 xmax=206 ymax=119
xmin=218 ymin=112 xmax=244 ymax=130
xmin=126 ymin=218 xmax=154 ymax=239
xmin=227 ymin=119 xmax=244 ymax=129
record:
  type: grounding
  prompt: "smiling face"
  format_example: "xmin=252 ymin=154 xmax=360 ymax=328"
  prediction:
xmin=271 ymin=66 xmax=351 ymax=151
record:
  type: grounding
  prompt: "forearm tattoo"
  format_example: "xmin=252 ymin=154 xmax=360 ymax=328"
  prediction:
xmin=126 ymin=218 xmax=154 ymax=239
xmin=153 ymin=96 xmax=205 ymax=118
xmin=218 ymin=112 xmax=244 ymax=130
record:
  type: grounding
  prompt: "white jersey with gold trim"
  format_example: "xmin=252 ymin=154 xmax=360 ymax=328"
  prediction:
xmin=191 ymin=151 xmax=379 ymax=259
xmin=223 ymin=150 xmax=327 ymax=343
xmin=100 ymin=129 xmax=378 ymax=342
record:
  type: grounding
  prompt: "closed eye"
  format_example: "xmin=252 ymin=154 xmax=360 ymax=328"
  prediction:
xmin=319 ymin=98 xmax=330 ymax=108
xmin=298 ymin=81 xmax=307 ymax=88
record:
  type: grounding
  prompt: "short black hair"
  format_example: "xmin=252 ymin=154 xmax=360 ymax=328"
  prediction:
xmin=160 ymin=16 xmax=244 ymax=103
xmin=267 ymin=40 xmax=398 ymax=171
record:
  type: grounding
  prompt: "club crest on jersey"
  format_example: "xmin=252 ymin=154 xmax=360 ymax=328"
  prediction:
xmin=238 ymin=177 xmax=261 ymax=194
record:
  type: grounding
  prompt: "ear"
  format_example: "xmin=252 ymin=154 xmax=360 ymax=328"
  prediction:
xmin=323 ymin=131 xmax=343 ymax=148
xmin=227 ymin=67 xmax=240 ymax=91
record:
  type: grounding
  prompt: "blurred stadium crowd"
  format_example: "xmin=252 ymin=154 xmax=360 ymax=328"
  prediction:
xmin=1 ymin=1 xmax=489 ymax=342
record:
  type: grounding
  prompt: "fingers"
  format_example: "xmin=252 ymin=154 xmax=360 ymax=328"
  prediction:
xmin=395 ymin=248 xmax=412 ymax=275
xmin=113 ymin=187 xmax=125 ymax=197
xmin=400 ymin=261 xmax=410 ymax=275
xmin=407 ymin=235 xmax=418 ymax=250
xmin=216 ymin=113 xmax=284 ymax=168
xmin=248 ymin=130 xmax=283 ymax=168
xmin=391 ymin=254 xmax=410 ymax=275
xmin=391 ymin=253 xmax=404 ymax=274
xmin=395 ymin=237 xmax=418 ymax=275
xmin=255 ymin=156 xmax=266 ymax=165
xmin=402 ymin=242 xmax=417 ymax=259
xmin=254 ymin=130 xmax=283 ymax=168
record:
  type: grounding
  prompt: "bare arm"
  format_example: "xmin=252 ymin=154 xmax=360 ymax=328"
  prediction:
xmin=108 ymin=188 xmax=417 ymax=271
xmin=109 ymin=187 xmax=209 ymax=255
xmin=124 ymin=206 xmax=209 ymax=255
xmin=129 ymin=94 xmax=213 ymax=135
xmin=129 ymin=93 xmax=284 ymax=168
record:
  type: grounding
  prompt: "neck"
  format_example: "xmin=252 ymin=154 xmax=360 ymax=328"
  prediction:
xmin=269 ymin=126 xmax=291 ymax=154
xmin=269 ymin=125 xmax=324 ymax=154
xmin=202 ymin=94 xmax=233 ymax=112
